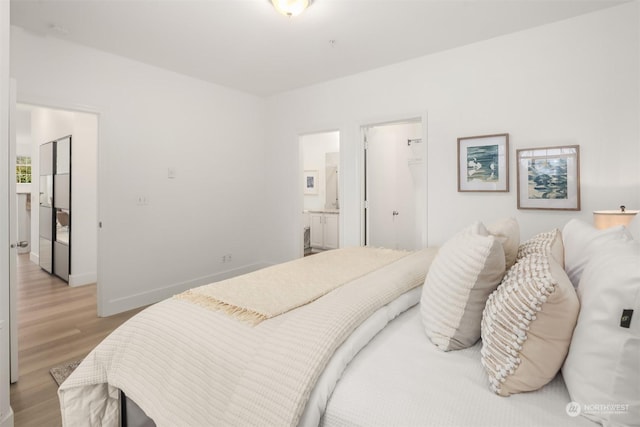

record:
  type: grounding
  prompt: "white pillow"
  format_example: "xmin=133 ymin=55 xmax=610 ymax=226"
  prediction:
xmin=562 ymin=219 xmax=632 ymax=287
xmin=562 ymin=238 xmax=640 ymax=426
xmin=627 ymin=213 xmax=640 ymax=241
xmin=486 ymin=217 xmax=520 ymax=269
xmin=421 ymin=222 xmax=505 ymax=351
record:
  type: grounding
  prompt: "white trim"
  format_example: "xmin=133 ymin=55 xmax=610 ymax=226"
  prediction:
xmin=1 ymin=0 xmax=14 ymax=421
xmin=100 ymin=262 xmax=272 ymax=317
xmin=69 ymin=272 xmax=97 ymax=287
xmin=15 ymin=93 xmax=101 ymax=116
xmin=29 ymin=251 xmax=39 ymax=265
xmin=0 ymin=408 xmax=14 ymax=427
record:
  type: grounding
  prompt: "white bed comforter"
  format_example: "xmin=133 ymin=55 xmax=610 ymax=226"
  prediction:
xmin=320 ymin=302 xmax=597 ymax=427
xmin=58 ymin=248 xmax=437 ymax=427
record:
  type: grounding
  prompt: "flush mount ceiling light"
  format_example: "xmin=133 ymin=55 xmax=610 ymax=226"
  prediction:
xmin=270 ymin=0 xmax=314 ymax=17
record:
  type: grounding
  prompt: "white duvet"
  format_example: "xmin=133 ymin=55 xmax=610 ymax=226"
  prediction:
xmin=58 ymin=248 xmax=436 ymax=427
xmin=319 ymin=294 xmax=597 ymax=427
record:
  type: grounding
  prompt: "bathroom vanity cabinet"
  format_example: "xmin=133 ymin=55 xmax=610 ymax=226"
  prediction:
xmin=310 ymin=211 xmax=339 ymax=251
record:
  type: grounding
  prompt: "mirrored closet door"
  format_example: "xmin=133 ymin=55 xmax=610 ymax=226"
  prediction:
xmin=39 ymin=135 xmax=71 ymax=282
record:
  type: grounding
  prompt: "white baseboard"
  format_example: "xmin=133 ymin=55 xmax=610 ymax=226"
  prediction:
xmin=99 ymin=262 xmax=272 ymax=317
xmin=69 ymin=272 xmax=97 ymax=287
xmin=0 ymin=408 xmax=14 ymax=427
xmin=29 ymin=251 xmax=38 ymax=265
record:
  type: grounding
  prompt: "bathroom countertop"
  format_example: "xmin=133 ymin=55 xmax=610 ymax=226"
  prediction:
xmin=305 ymin=209 xmax=340 ymax=214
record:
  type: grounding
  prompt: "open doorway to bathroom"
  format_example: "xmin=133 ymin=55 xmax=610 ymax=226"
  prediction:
xmin=299 ymin=131 xmax=340 ymax=257
xmin=363 ymin=118 xmax=427 ymax=250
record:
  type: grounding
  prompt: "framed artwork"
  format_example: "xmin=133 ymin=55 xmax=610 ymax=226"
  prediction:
xmin=457 ymin=133 xmax=509 ymax=192
xmin=303 ymin=170 xmax=319 ymax=195
xmin=516 ymin=145 xmax=580 ymax=210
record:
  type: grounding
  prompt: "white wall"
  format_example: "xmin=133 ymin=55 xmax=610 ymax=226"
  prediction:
xmin=26 ymin=106 xmax=98 ymax=286
xmin=263 ymin=2 xmax=640 ymax=264
xmin=8 ymin=3 xmax=640 ymax=317
xmin=11 ymin=27 xmax=268 ymax=316
xmin=301 ymin=131 xmax=339 ymax=211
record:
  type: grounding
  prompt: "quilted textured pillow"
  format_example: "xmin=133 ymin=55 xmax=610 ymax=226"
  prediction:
xmin=562 ymin=238 xmax=640 ymax=426
xmin=486 ymin=217 xmax=520 ymax=269
xmin=562 ymin=218 xmax=631 ymax=287
xmin=481 ymin=229 xmax=579 ymax=396
xmin=421 ymin=222 xmax=506 ymax=351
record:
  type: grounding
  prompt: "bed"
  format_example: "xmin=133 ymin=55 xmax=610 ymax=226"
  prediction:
xmin=58 ymin=217 xmax=640 ymax=427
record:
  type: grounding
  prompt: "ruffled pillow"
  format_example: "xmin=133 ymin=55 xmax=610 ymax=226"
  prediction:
xmin=481 ymin=229 xmax=579 ymax=396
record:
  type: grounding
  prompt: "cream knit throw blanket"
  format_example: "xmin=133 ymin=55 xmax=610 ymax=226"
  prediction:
xmin=175 ymin=246 xmax=409 ymax=323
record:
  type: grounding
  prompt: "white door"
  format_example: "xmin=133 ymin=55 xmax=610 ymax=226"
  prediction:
xmin=365 ymin=121 xmax=423 ymax=250
xmin=9 ymin=80 xmax=18 ymax=382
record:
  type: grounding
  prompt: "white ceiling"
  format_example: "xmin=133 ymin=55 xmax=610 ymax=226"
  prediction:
xmin=10 ymin=0 xmax=629 ymax=96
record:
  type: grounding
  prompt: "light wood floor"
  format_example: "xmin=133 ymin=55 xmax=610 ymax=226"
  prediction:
xmin=10 ymin=254 xmax=145 ymax=427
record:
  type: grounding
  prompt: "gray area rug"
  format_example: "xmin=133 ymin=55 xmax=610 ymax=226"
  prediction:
xmin=50 ymin=359 xmax=82 ymax=386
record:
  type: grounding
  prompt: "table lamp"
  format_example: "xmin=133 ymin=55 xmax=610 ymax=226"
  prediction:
xmin=593 ymin=205 xmax=639 ymax=229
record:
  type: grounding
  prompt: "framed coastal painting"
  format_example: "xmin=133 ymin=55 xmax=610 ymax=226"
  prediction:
xmin=516 ymin=145 xmax=580 ymax=210
xmin=457 ymin=133 xmax=509 ymax=192
xmin=303 ymin=170 xmax=319 ymax=195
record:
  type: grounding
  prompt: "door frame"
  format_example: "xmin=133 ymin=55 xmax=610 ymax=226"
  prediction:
xmin=359 ymin=113 xmax=429 ymax=248
xmin=9 ymin=80 xmax=18 ymax=382
xmin=8 ymin=93 xmax=102 ymax=380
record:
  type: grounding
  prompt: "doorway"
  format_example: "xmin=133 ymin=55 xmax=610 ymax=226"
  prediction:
xmin=363 ymin=119 xmax=426 ymax=250
xmin=11 ymin=103 xmax=98 ymax=382
xmin=299 ymin=131 xmax=340 ymax=256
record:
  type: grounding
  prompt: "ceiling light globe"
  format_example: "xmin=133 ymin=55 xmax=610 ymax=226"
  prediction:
xmin=271 ymin=0 xmax=313 ymax=17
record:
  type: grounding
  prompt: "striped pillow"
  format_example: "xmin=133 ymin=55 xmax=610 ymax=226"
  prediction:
xmin=420 ymin=222 xmax=506 ymax=351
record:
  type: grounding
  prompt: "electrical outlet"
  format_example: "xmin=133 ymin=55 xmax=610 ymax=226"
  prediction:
xmin=136 ymin=195 xmax=149 ymax=206
xmin=221 ymin=253 xmax=233 ymax=263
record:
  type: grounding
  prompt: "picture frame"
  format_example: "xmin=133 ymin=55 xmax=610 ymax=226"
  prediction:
xmin=516 ymin=145 xmax=580 ymax=210
xmin=457 ymin=133 xmax=509 ymax=192
xmin=303 ymin=170 xmax=319 ymax=195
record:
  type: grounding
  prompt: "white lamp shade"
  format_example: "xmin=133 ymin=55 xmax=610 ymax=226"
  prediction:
xmin=593 ymin=210 xmax=639 ymax=229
